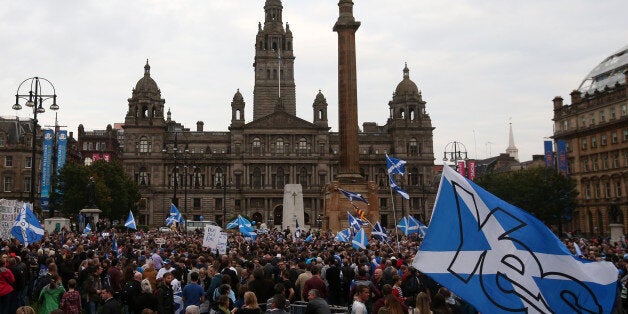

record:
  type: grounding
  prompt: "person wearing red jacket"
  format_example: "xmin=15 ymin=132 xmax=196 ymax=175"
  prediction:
xmin=0 ymin=263 xmax=16 ymax=312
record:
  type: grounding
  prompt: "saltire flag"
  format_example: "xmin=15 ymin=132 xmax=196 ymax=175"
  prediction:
xmin=413 ymin=165 xmax=618 ymax=314
xmin=11 ymin=203 xmax=44 ymax=246
xmin=83 ymin=223 xmax=92 ymax=234
xmin=295 ymin=219 xmax=302 ymax=238
xmin=235 ymin=215 xmax=256 ymax=239
xmin=226 ymin=215 xmax=252 ymax=229
xmin=339 ymin=188 xmax=369 ymax=204
xmin=372 ymin=221 xmax=388 ymax=241
xmin=347 ymin=211 xmax=362 ymax=231
xmin=125 ymin=211 xmax=137 ymax=230
xmin=396 ymin=217 xmax=418 ymax=236
xmin=166 ymin=204 xmax=184 ymax=226
xmin=386 ymin=154 xmax=406 ymax=175
xmin=352 ymin=228 xmax=368 ymax=250
xmin=389 ymin=175 xmax=410 ymax=199
xmin=225 ymin=218 xmax=239 ymax=229
xmin=335 ymin=228 xmax=351 ymax=242
xmin=407 ymin=215 xmax=426 ymax=237
xmin=573 ymin=241 xmax=583 ymax=257
xmin=305 ymin=234 xmax=313 ymax=242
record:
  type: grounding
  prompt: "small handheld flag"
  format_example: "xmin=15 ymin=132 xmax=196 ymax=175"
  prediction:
xmin=352 ymin=228 xmax=368 ymax=250
xmin=347 ymin=211 xmax=362 ymax=231
xmin=83 ymin=223 xmax=92 ymax=234
xmin=305 ymin=234 xmax=313 ymax=242
xmin=125 ymin=211 xmax=137 ymax=230
xmin=372 ymin=221 xmax=388 ymax=241
xmin=335 ymin=228 xmax=351 ymax=242
xmin=389 ymin=175 xmax=410 ymax=199
xmin=11 ymin=203 xmax=44 ymax=246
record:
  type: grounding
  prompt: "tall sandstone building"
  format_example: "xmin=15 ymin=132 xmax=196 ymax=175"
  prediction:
xmin=121 ymin=0 xmax=436 ymax=228
xmin=552 ymin=45 xmax=628 ymax=236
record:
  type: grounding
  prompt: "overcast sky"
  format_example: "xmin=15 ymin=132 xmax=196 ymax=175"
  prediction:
xmin=1 ymin=0 xmax=626 ymax=162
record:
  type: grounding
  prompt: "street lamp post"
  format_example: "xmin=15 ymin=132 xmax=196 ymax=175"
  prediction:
xmin=13 ymin=77 xmax=59 ymax=211
xmin=163 ymin=132 xmax=183 ymax=215
xmin=443 ymin=141 xmax=469 ymax=172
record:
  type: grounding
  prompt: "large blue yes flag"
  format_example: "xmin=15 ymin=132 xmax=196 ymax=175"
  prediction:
xmin=413 ymin=165 xmax=617 ymax=314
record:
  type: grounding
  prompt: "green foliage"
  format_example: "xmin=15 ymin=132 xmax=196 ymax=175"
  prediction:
xmin=474 ymin=167 xmax=578 ymax=225
xmin=57 ymin=161 xmax=140 ymax=221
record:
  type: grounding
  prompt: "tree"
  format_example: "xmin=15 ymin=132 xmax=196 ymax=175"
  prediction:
xmin=57 ymin=161 xmax=140 ymax=221
xmin=474 ymin=167 xmax=578 ymax=226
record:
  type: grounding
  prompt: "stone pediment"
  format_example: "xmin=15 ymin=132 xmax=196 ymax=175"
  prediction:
xmin=244 ymin=111 xmax=321 ymax=130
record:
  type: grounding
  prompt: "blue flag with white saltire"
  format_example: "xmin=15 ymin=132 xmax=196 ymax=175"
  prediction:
xmin=386 ymin=154 xmax=406 ymax=175
xmin=372 ymin=221 xmax=388 ymax=241
xmin=389 ymin=175 xmax=410 ymax=199
xmin=407 ymin=215 xmax=426 ymax=237
xmin=413 ymin=165 xmax=618 ymax=314
xmin=352 ymin=228 xmax=368 ymax=250
xmin=339 ymin=188 xmax=369 ymax=204
xmin=347 ymin=211 xmax=362 ymax=231
xmin=11 ymin=203 xmax=44 ymax=246
xmin=83 ymin=223 xmax=92 ymax=234
xmin=335 ymin=228 xmax=351 ymax=242
xmin=166 ymin=204 xmax=183 ymax=226
xmin=396 ymin=217 xmax=416 ymax=236
xmin=125 ymin=211 xmax=137 ymax=230
xmin=305 ymin=234 xmax=313 ymax=242
xmin=573 ymin=241 xmax=583 ymax=257
xmin=226 ymin=217 xmax=239 ymax=229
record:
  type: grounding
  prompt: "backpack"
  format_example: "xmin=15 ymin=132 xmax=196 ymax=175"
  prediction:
xmin=32 ymin=273 xmax=52 ymax=300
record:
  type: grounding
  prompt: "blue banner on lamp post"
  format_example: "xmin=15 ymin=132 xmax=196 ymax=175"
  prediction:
xmin=40 ymin=129 xmax=54 ymax=211
xmin=556 ymin=139 xmax=568 ymax=176
xmin=544 ymin=140 xmax=554 ymax=168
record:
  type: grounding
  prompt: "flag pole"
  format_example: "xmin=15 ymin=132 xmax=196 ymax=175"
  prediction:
xmin=388 ymin=174 xmax=400 ymax=252
xmin=353 ymin=204 xmax=395 ymax=251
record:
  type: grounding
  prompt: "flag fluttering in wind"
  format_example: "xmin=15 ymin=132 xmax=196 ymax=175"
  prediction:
xmin=11 ymin=203 xmax=44 ymax=246
xmin=339 ymin=188 xmax=369 ymax=204
xmin=413 ymin=165 xmax=618 ymax=313
xmin=356 ymin=209 xmax=367 ymax=221
xmin=335 ymin=228 xmax=351 ymax=242
xmin=305 ymin=234 xmax=313 ymax=243
xmin=389 ymin=175 xmax=410 ymax=199
xmin=407 ymin=215 xmax=427 ymax=237
xmin=347 ymin=211 xmax=362 ymax=231
xmin=166 ymin=204 xmax=184 ymax=226
xmin=386 ymin=154 xmax=406 ymax=175
xmin=125 ymin=211 xmax=137 ymax=230
xmin=372 ymin=221 xmax=388 ymax=241
xmin=352 ymin=228 xmax=368 ymax=250
xmin=229 ymin=215 xmax=256 ymax=239
xmin=83 ymin=223 xmax=92 ymax=234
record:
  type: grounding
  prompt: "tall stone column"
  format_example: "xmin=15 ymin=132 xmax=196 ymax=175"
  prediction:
xmin=334 ymin=0 xmax=362 ymax=182
xmin=323 ymin=0 xmax=378 ymax=232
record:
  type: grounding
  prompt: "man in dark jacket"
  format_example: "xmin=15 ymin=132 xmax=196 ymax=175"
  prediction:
xmin=100 ymin=287 xmax=122 ymax=314
xmin=157 ymin=272 xmax=175 ymax=314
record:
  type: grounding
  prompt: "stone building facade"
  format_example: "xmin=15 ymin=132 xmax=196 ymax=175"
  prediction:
xmin=121 ymin=0 xmax=436 ymax=228
xmin=552 ymin=45 xmax=628 ymax=236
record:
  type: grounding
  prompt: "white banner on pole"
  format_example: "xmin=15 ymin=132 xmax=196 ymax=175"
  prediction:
xmin=217 ymin=232 xmax=228 ymax=255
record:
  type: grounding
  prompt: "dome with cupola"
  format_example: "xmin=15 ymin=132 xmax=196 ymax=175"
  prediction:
xmin=134 ymin=60 xmax=160 ymax=95
xmin=395 ymin=63 xmax=419 ymax=97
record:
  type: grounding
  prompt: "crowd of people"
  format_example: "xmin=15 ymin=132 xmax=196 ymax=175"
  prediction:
xmin=0 ymin=223 xmax=625 ymax=314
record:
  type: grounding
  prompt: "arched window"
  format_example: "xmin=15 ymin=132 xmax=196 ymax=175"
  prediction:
xmin=276 ymin=138 xmax=284 ymax=154
xmin=409 ymin=167 xmax=419 ymax=186
xmin=236 ymin=109 xmax=241 ymax=120
xmin=410 ymin=108 xmax=415 ymax=120
xmin=299 ymin=167 xmax=308 ymax=188
xmin=142 ymin=106 xmax=148 ymax=118
xmin=139 ymin=167 xmax=148 ymax=186
xmin=408 ymin=138 xmax=418 ymax=155
xmin=151 ymin=107 xmax=157 ymax=118
xmin=252 ymin=138 xmax=261 ymax=155
xmin=252 ymin=167 xmax=262 ymax=189
xmin=399 ymin=109 xmax=405 ymax=119
xmin=139 ymin=137 xmax=149 ymax=153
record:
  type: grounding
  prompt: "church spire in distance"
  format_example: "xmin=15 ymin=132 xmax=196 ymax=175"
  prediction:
xmin=506 ymin=120 xmax=519 ymax=161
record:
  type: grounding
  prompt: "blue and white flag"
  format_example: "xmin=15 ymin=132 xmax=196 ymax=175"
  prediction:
xmin=305 ymin=234 xmax=313 ymax=243
xmin=352 ymin=228 xmax=368 ymax=250
xmin=347 ymin=211 xmax=362 ymax=231
xmin=389 ymin=175 xmax=410 ymax=199
xmin=386 ymin=154 xmax=406 ymax=175
xmin=413 ymin=165 xmax=618 ymax=314
xmin=573 ymin=241 xmax=583 ymax=257
xmin=112 ymin=236 xmax=118 ymax=254
xmin=396 ymin=217 xmax=415 ymax=236
xmin=335 ymin=228 xmax=351 ymax=242
xmin=407 ymin=215 xmax=426 ymax=237
xmin=11 ymin=203 xmax=44 ymax=246
xmin=125 ymin=211 xmax=137 ymax=230
xmin=83 ymin=223 xmax=92 ymax=234
xmin=372 ymin=221 xmax=388 ymax=241
xmin=339 ymin=188 xmax=369 ymax=204
xmin=226 ymin=217 xmax=239 ymax=229
xmin=166 ymin=204 xmax=184 ymax=226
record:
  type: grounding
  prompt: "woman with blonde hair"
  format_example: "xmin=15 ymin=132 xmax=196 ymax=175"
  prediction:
xmin=413 ymin=292 xmax=431 ymax=314
xmin=231 ymin=291 xmax=260 ymax=314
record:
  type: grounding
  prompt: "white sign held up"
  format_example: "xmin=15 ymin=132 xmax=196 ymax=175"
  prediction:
xmin=202 ymin=225 xmax=222 ymax=249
